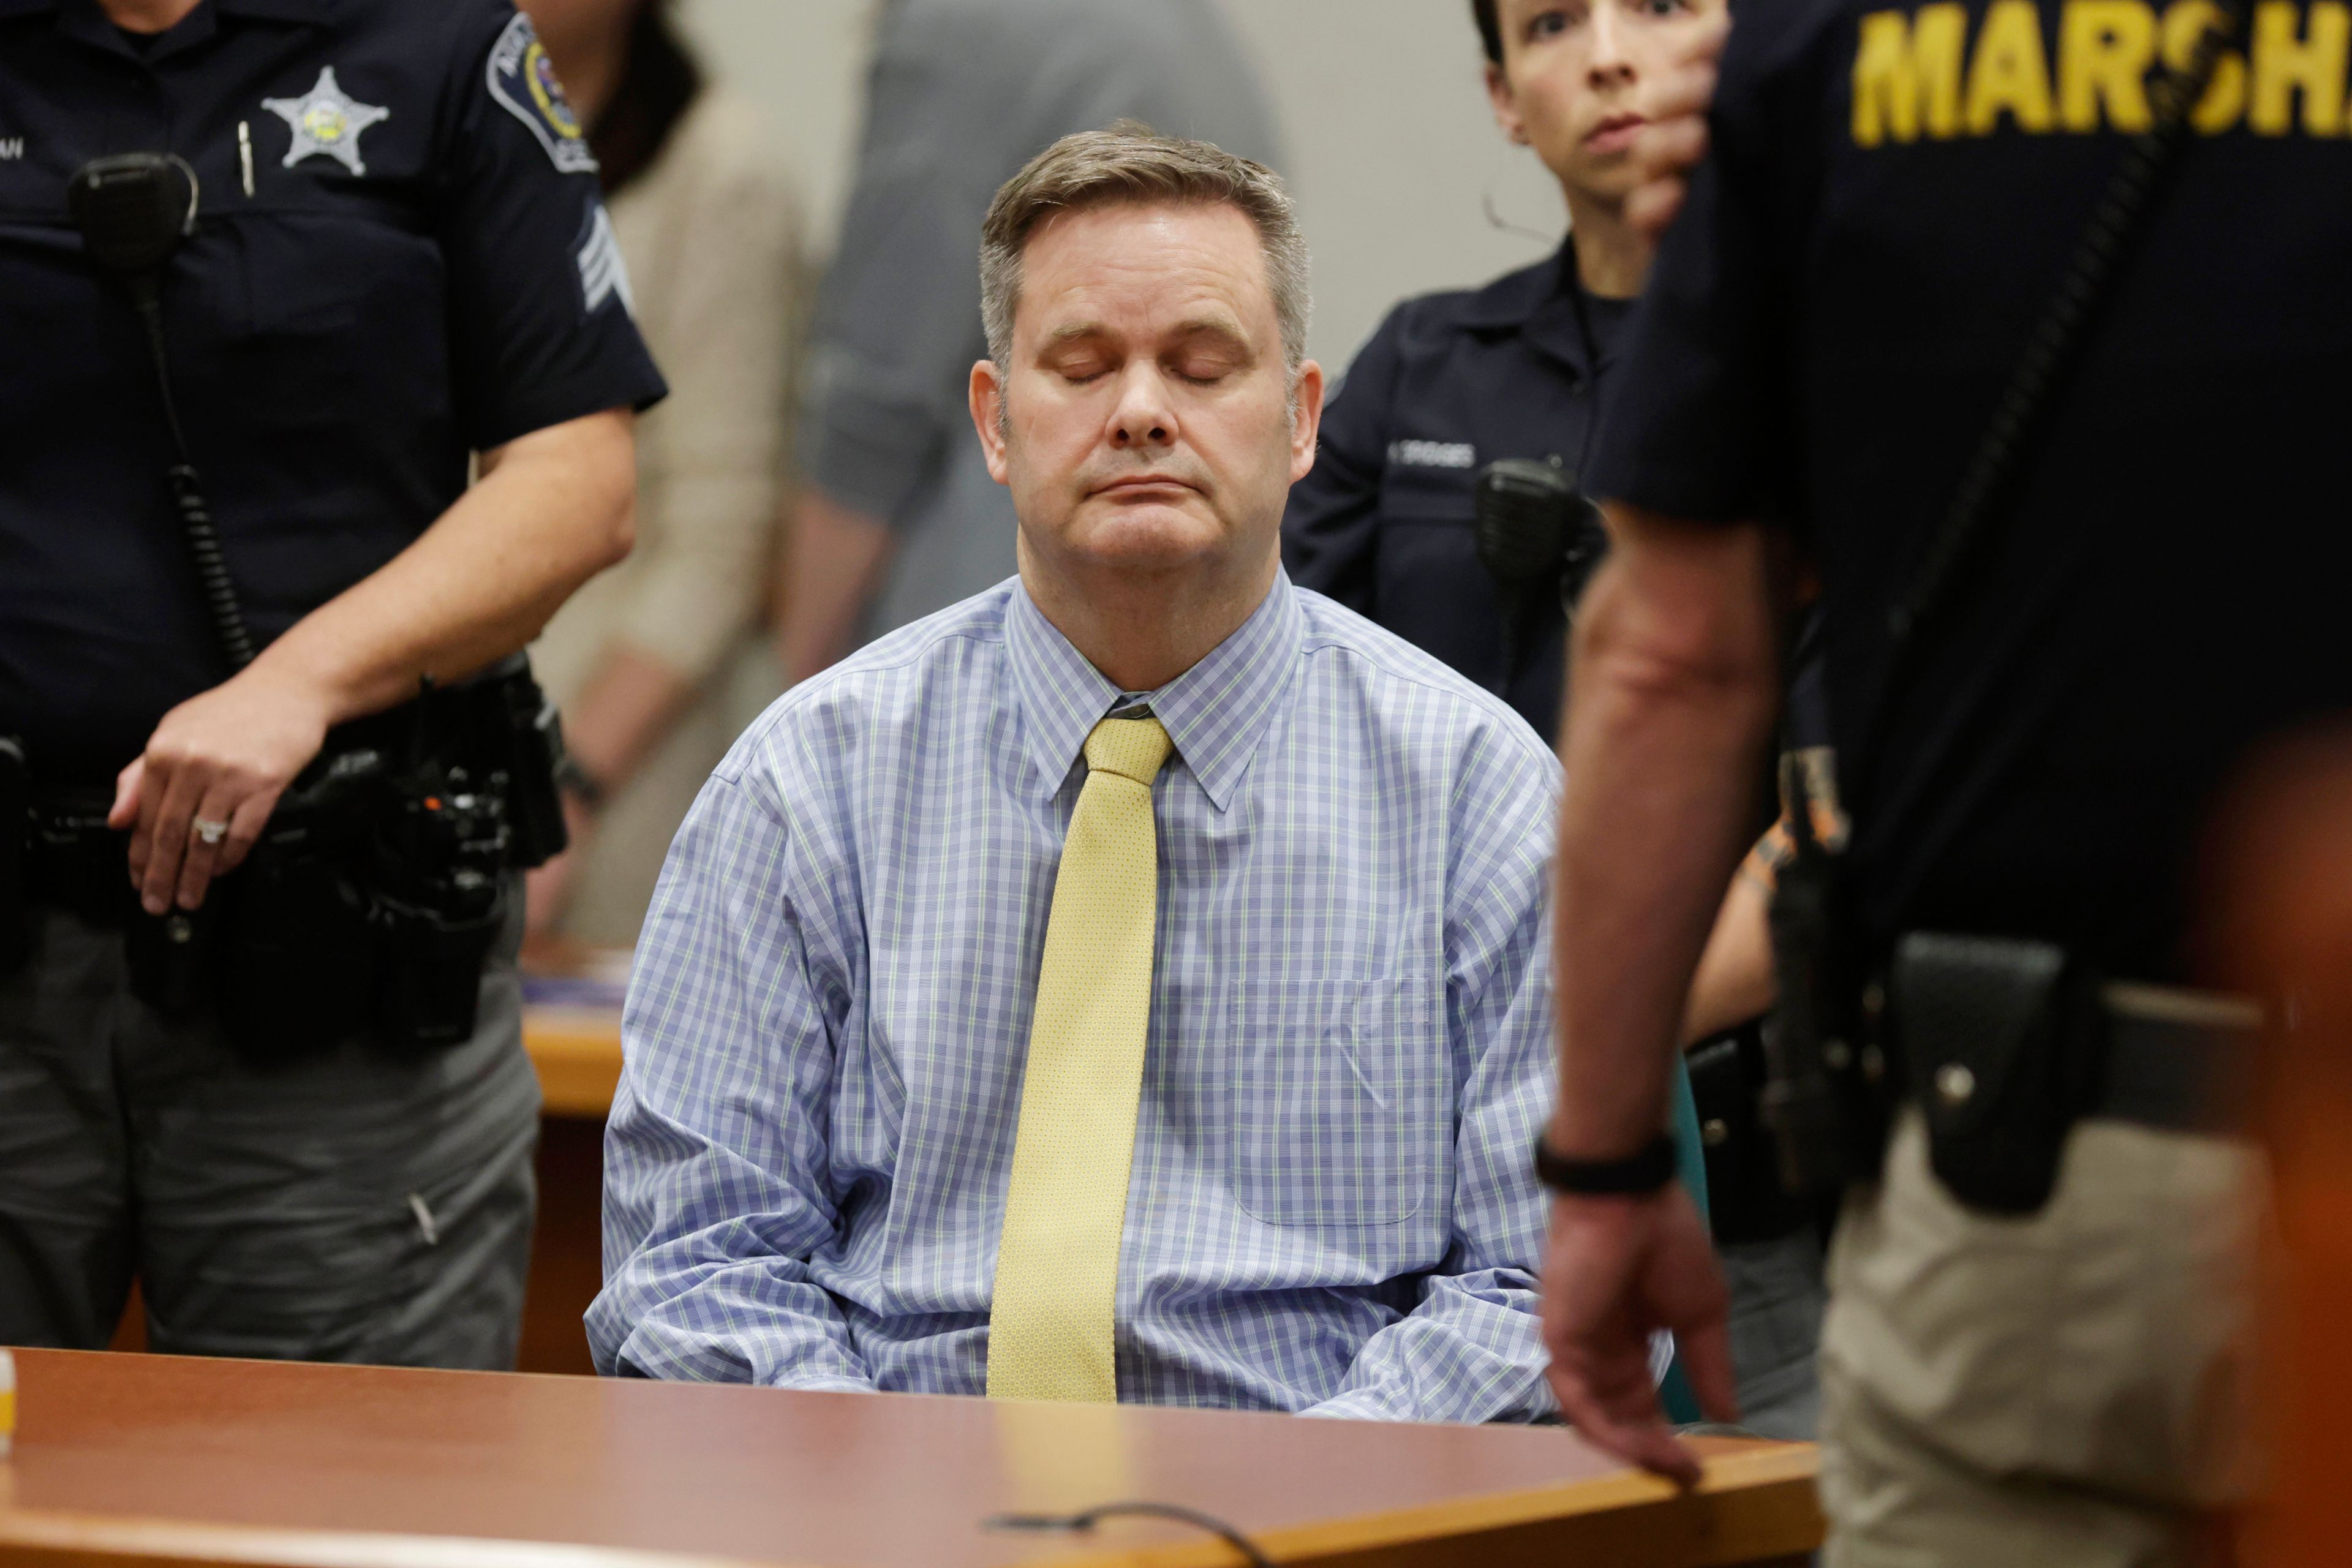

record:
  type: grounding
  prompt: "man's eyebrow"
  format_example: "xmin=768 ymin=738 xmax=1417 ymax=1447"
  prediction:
xmin=1038 ymin=317 xmax=1256 ymax=354
xmin=1168 ymin=315 xmax=1256 ymax=352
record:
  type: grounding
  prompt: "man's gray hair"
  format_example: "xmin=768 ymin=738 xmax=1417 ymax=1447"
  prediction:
xmin=979 ymin=123 xmax=1312 ymax=383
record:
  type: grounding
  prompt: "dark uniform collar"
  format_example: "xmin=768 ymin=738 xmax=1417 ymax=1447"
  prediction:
xmin=11 ymin=0 xmax=326 ymax=65
xmin=0 ymin=0 xmax=328 ymax=13
xmin=1457 ymin=238 xmax=1606 ymax=383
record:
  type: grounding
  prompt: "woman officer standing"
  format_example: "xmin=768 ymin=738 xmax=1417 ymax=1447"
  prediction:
xmin=1286 ymin=0 xmax=1832 ymax=1441
xmin=1284 ymin=0 xmax=1717 ymax=747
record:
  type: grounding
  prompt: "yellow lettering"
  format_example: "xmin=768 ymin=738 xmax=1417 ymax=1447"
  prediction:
xmin=2060 ymin=0 xmax=2158 ymax=129
xmin=1967 ymin=0 xmax=2060 ymax=132
xmin=1854 ymin=6 xmax=1969 ymax=143
xmin=2249 ymin=0 xmax=2348 ymax=134
xmin=2162 ymin=0 xmax=2250 ymax=130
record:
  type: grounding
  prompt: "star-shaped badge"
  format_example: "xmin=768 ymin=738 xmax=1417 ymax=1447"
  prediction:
xmin=262 ymin=67 xmax=390 ymax=178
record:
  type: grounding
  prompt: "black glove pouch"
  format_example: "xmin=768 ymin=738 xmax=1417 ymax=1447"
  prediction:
xmin=1891 ymin=931 xmax=2100 ymax=1216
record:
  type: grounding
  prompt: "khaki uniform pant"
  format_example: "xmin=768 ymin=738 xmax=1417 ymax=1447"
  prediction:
xmin=1820 ymin=1110 xmax=2266 ymax=1568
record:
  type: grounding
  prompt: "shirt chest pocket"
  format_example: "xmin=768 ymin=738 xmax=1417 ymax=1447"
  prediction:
xmin=1227 ymin=977 xmax=1449 ymax=1228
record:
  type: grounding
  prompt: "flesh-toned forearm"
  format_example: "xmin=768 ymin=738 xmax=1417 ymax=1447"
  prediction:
xmin=775 ymin=488 xmax=895 ymax=685
xmin=1681 ymin=867 xmax=1776 ymax=1046
xmin=1550 ymin=510 xmax=1786 ymax=1158
xmin=256 ymin=408 xmax=638 ymax=728
xmin=562 ymin=642 xmax=693 ymax=790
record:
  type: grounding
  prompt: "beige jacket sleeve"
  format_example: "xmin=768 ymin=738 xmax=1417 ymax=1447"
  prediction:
xmin=610 ymin=90 xmax=804 ymax=686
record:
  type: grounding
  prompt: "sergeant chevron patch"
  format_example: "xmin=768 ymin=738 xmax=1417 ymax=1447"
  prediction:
xmin=576 ymin=202 xmax=635 ymax=317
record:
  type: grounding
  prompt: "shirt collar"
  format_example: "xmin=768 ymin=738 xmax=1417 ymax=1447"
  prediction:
xmin=1005 ymin=571 xmax=1302 ymax=813
xmin=1457 ymin=238 xmax=1604 ymax=382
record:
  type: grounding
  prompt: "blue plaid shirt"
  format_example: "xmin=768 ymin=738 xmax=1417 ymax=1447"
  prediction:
xmin=590 ymin=573 xmax=1562 ymax=1422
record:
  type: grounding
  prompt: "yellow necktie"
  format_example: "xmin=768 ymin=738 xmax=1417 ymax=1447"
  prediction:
xmin=987 ymin=716 xmax=1173 ymax=1403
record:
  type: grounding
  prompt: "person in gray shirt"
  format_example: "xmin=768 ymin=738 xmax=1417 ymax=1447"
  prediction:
xmin=777 ymin=0 xmax=1280 ymax=683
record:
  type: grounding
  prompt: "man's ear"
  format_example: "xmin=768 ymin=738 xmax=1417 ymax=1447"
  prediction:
xmin=1485 ymin=60 xmax=1529 ymax=146
xmin=970 ymin=359 xmax=1011 ymax=485
xmin=1287 ymin=360 xmax=1327 ymax=484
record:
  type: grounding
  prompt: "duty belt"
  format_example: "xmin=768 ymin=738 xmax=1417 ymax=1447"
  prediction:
xmin=2083 ymin=981 xmax=2260 ymax=1137
xmin=1875 ymin=929 xmax=2258 ymax=1215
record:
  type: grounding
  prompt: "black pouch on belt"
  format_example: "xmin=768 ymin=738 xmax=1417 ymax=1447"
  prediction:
xmin=1891 ymin=931 xmax=2101 ymax=1216
xmin=213 ymin=842 xmax=380 ymax=1064
xmin=375 ymin=885 xmax=506 ymax=1052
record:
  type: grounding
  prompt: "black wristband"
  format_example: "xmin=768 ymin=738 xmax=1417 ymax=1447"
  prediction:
xmin=1533 ymin=1132 xmax=1678 ymax=1196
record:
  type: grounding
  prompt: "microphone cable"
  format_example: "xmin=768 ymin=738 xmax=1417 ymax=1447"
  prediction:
xmin=986 ymin=1499 xmax=1274 ymax=1567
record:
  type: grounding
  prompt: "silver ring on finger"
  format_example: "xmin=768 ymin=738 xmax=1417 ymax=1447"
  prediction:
xmin=192 ymin=816 xmax=230 ymax=847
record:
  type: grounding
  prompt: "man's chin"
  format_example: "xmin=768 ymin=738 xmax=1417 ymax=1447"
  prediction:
xmin=1060 ymin=503 xmax=1226 ymax=573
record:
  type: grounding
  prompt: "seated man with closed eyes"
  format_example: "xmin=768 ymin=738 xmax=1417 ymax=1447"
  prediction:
xmin=590 ymin=128 xmax=1567 ymax=1420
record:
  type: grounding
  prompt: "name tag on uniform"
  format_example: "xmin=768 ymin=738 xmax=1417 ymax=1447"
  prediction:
xmin=1387 ymin=439 xmax=1477 ymax=470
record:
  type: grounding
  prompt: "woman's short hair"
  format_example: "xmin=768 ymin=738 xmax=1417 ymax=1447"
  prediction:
xmin=1472 ymin=0 xmax=1504 ymax=65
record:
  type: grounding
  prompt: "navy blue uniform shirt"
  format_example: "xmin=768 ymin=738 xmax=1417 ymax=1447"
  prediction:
xmin=1283 ymin=243 xmax=1631 ymax=745
xmin=0 ymin=0 xmax=668 ymax=783
xmin=1590 ymin=0 xmax=2352 ymax=980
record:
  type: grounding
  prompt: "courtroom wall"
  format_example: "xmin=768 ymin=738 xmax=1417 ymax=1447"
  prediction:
xmin=677 ymin=0 xmax=1566 ymax=370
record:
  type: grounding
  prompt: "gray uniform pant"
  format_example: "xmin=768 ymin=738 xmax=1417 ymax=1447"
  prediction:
xmin=1722 ymin=1224 xmax=1828 ymax=1441
xmin=0 ymin=897 xmax=540 ymax=1368
xmin=1820 ymin=1110 xmax=2265 ymax=1568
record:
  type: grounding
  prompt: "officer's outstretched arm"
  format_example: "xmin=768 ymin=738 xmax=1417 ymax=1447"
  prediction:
xmin=1539 ymin=503 xmax=1791 ymax=1483
xmin=112 ymin=408 xmax=638 ymax=919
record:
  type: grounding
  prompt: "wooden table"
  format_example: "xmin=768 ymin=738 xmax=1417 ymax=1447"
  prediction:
xmin=0 ymin=1350 xmax=1821 ymax=1568
xmin=524 ymin=1005 xmax=625 ymax=1119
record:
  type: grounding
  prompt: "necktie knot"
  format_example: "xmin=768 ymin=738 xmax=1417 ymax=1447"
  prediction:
xmin=1084 ymin=717 xmax=1172 ymax=786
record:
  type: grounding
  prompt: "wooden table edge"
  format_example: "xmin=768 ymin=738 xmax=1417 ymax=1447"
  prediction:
xmin=1076 ymin=1442 xmax=1820 ymax=1568
xmin=0 ymin=1507 xmax=790 ymax=1568
xmin=0 ymin=1444 xmax=1819 ymax=1568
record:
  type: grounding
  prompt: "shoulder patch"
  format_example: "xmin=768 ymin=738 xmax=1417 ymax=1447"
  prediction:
xmin=486 ymin=13 xmax=597 ymax=175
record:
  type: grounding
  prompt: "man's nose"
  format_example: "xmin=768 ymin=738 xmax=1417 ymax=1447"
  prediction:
xmin=1588 ymin=4 xmax=1634 ymax=86
xmin=1109 ymin=364 xmax=1177 ymax=450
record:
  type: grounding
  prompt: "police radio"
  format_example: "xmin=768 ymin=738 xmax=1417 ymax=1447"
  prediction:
xmin=1471 ymin=457 xmax=1607 ymax=686
xmin=68 ymin=153 xmax=255 ymax=669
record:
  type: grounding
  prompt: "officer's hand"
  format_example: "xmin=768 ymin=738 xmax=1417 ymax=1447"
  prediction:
xmin=1540 ymin=1183 xmax=1739 ymax=1487
xmin=1624 ymin=9 xmax=1731 ymax=241
xmin=110 ymin=666 xmax=335 ymax=915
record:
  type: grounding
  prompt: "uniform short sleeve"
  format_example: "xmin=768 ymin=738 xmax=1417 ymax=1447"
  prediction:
xmin=1586 ymin=0 xmax=1835 ymax=523
xmin=435 ymin=4 xmax=669 ymax=451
